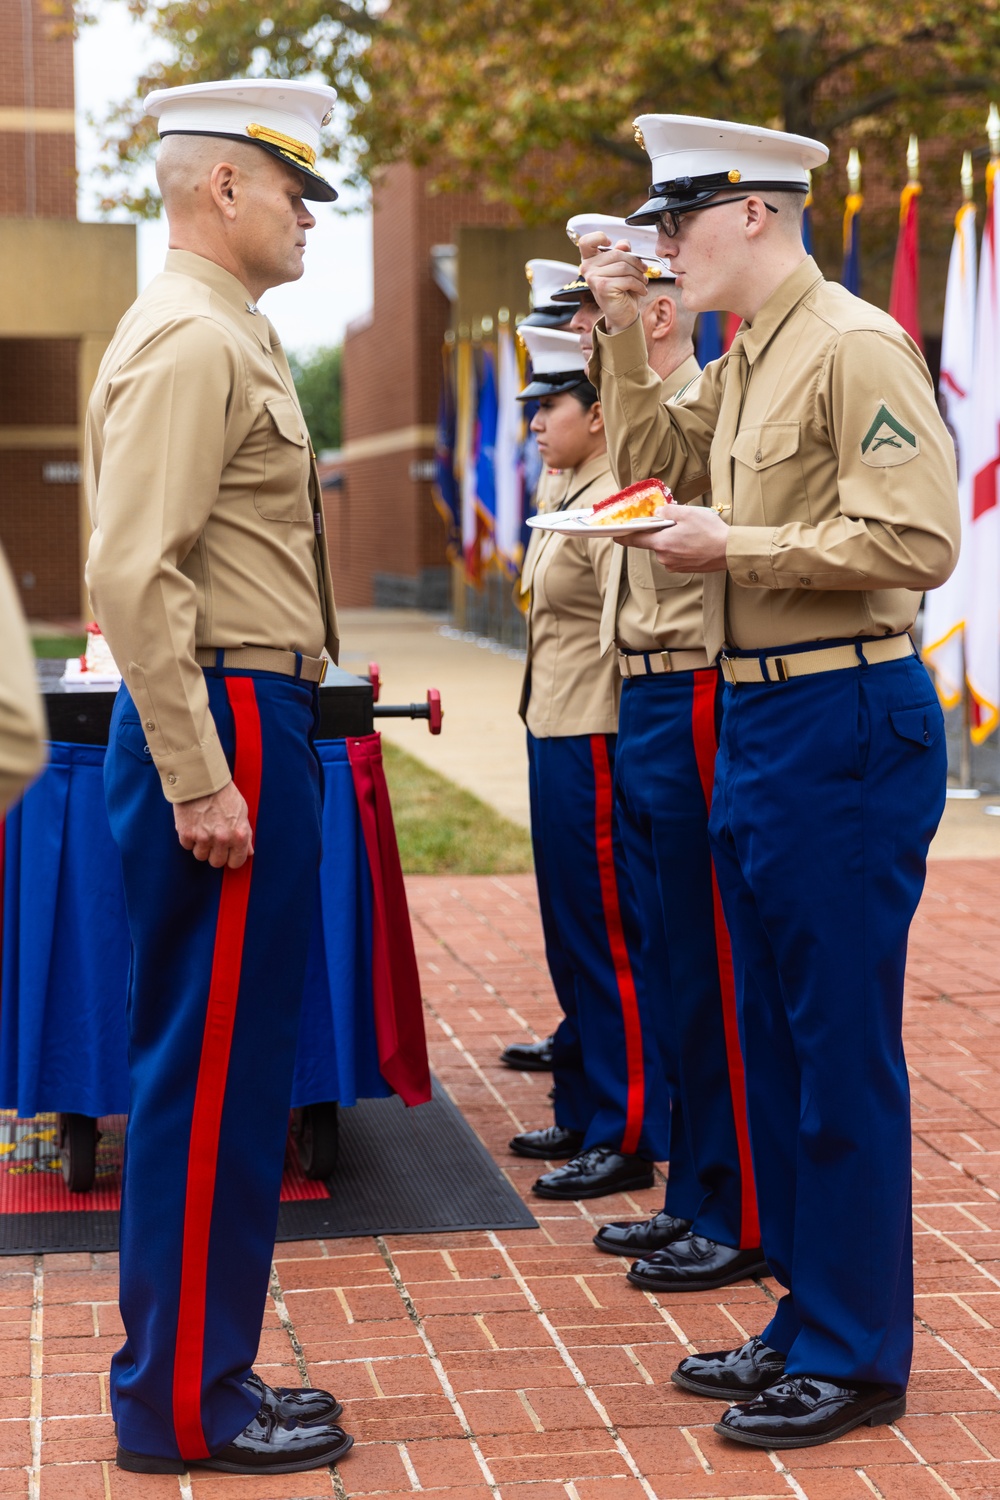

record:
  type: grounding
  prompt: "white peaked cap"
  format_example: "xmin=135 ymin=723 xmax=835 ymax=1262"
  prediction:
xmin=565 ymin=213 xmax=673 ymax=280
xmin=144 ymin=78 xmax=339 ymax=201
xmin=518 ymin=326 xmax=587 ymax=376
xmin=626 ymin=113 xmax=828 ymax=224
xmin=525 ymin=259 xmax=581 ymax=310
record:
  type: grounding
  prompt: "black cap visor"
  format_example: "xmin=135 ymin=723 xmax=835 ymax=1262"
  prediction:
xmin=160 ymin=130 xmax=338 ymax=202
xmin=520 ymin=306 xmax=577 ymax=329
xmin=517 ymin=371 xmax=589 ymax=402
xmin=625 ymin=173 xmax=804 ymax=226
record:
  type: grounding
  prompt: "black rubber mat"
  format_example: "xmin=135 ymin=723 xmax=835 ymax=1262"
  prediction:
xmin=0 ymin=1081 xmax=536 ymax=1255
xmin=275 ymin=1079 xmax=537 ymax=1241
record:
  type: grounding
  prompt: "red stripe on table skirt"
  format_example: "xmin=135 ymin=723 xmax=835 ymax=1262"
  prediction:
xmin=690 ymin=672 xmax=760 ymax=1250
xmin=345 ymin=733 xmax=431 ymax=1107
xmin=589 ymin=735 xmax=645 ymax=1156
xmin=172 ymin=677 xmax=263 ymax=1459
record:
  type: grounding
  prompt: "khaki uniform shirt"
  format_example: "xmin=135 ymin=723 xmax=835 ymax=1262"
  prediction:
xmin=0 ymin=544 xmax=45 ymax=814
xmin=533 ymin=464 xmax=566 ymax=515
xmin=598 ymin=352 xmax=707 ymax=656
xmin=518 ymin=451 xmax=620 ymax=736
xmin=593 ymin=258 xmax=960 ymax=660
xmin=85 ymin=250 xmax=339 ymax=804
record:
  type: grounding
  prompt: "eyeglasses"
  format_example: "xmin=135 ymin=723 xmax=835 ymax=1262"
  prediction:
xmin=656 ymin=196 xmax=779 ymax=238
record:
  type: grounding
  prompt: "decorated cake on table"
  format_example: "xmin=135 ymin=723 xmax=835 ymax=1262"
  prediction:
xmin=586 ymin=478 xmax=673 ymax=526
xmin=60 ymin=623 xmax=122 ymax=686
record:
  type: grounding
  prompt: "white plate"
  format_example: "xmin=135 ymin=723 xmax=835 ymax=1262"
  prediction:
xmin=526 ymin=510 xmax=676 ymax=538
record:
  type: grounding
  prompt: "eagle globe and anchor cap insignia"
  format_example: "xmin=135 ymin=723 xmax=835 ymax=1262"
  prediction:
xmin=860 ymin=400 xmax=920 ymax=468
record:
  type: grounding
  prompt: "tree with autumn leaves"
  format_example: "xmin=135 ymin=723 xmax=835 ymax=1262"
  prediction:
xmin=91 ymin=0 xmax=1000 ymax=289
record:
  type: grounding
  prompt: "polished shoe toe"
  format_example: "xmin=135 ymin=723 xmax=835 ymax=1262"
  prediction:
xmin=509 ymin=1124 xmax=584 ymax=1159
xmin=532 ymin=1147 xmax=654 ymax=1200
xmin=671 ymin=1336 xmax=786 ymax=1400
xmin=246 ymin=1371 xmax=343 ymax=1423
xmin=627 ymin=1235 xmax=769 ymax=1292
xmin=716 ymin=1376 xmax=906 ymax=1450
xmin=593 ymin=1210 xmax=691 ymax=1256
xmin=500 ymin=1035 xmax=554 ymax=1071
xmin=116 ymin=1405 xmax=354 ymax=1475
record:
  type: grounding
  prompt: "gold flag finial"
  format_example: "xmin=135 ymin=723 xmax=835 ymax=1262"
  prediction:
xmin=906 ymin=134 xmax=919 ymax=186
xmin=989 ymin=104 xmax=1000 ymax=160
xmin=962 ymin=150 xmax=974 ymax=201
xmin=847 ymin=148 xmax=861 ymax=195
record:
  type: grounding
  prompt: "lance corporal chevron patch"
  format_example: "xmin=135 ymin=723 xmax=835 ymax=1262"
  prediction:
xmin=860 ymin=401 xmax=920 ymax=468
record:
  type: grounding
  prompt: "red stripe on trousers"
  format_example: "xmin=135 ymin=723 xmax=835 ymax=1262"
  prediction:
xmin=172 ymin=677 xmax=263 ymax=1458
xmin=690 ymin=672 xmax=760 ymax=1250
xmin=589 ymin=735 xmax=645 ymax=1156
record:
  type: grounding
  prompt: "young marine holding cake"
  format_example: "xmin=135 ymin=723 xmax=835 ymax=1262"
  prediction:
xmin=583 ymin=113 xmax=959 ymax=1450
xmin=554 ymin=217 xmax=764 ymax=1289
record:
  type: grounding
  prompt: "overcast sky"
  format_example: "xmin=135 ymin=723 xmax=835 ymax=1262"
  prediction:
xmin=73 ymin=1 xmax=374 ymax=357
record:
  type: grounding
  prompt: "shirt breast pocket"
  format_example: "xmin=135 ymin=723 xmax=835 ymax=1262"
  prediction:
xmin=254 ymin=397 xmax=312 ymax=523
xmin=731 ymin=422 xmax=802 ymax=524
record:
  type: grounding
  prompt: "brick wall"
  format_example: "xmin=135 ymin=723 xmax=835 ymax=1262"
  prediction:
xmin=337 ymin=164 xmax=521 ymax=606
xmin=0 ymin=0 xmax=76 ymax=219
xmin=0 ymin=337 xmax=80 ymax=619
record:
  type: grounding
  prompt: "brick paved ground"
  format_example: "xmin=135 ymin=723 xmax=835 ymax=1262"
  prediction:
xmin=13 ymin=858 xmax=1000 ymax=1499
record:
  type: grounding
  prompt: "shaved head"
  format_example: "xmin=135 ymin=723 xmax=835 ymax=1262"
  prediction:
xmin=155 ymin=134 xmax=266 ymax=217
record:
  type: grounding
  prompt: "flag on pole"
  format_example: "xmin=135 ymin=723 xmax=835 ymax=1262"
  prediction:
xmin=454 ymin=332 xmax=481 ymax=584
xmin=802 ymin=173 xmax=814 ymax=256
xmin=888 ymin=136 xmax=923 ymax=350
xmin=431 ymin=339 xmax=460 ymax=558
xmin=696 ymin=311 xmax=723 ymax=364
xmin=842 ymin=149 xmax=862 ymax=295
xmin=967 ymin=150 xmax=1000 ymax=742
xmin=923 ymin=189 xmax=976 ymax=708
xmin=494 ymin=317 xmax=523 ymax=576
xmin=474 ymin=342 xmax=498 ymax=567
xmin=722 ymin=312 xmax=742 ymax=353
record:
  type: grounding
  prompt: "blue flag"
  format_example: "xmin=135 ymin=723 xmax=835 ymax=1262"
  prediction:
xmin=474 ymin=345 xmax=498 ymax=551
xmin=696 ymin=311 xmax=723 ymax=365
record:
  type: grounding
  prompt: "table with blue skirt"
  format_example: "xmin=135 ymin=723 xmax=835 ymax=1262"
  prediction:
xmin=0 ymin=663 xmax=431 ymax=1183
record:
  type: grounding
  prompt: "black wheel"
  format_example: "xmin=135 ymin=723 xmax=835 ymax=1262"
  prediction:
xmin=291 ymin=1102 xmax=339 ymax=1180
xmin=58 ymin=1113 xmax=98 ymax=1194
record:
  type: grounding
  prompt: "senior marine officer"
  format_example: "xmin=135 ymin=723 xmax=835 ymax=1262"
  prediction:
xmin=583 ymin=114 xmax=959 ymax=1450
xmin=556 ymin=214 xmax=764 ymax=1291
xmin=85 ymin=80 xmax=352 ymax=1477
xmin=509 ymin=325 xmax=671 ymax=1198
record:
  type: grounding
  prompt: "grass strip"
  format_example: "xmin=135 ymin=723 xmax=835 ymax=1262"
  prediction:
xmin=382 ymin=739 xmax=533 ymax=875
xmin=32 ymin=635 xmax=86 ymax=659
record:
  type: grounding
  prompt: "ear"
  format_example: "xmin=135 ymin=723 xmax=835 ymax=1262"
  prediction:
xmin=588 ymin=401 xmax=605 ymax=436
xmin=646 ymin=295 xmax=676 ymax=342
xmin=209 ymin=161 xmax=240 ymax=219
xmin=744 ymin=196 xmax=771 ymax=240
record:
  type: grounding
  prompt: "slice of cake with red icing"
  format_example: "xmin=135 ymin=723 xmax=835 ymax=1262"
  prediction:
xmin=586 ymin=478 xmax=673 ymax=526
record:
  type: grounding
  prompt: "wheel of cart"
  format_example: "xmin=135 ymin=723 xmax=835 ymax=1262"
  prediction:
xmin=58 ymin=1113 xmax=99 ymax=1193
xmin=289 ymin=1101 xmax=340 ymax=1179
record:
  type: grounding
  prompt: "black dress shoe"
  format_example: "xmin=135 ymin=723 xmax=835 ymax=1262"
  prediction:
xmin=113 ymin=1372 xmax=343 ymax=1440
xmin=672 ymin=1337 xmax=786 ymax=1400
xmin=510 ymin=1124 xmax=584 ymax=1159
xmin=246 ymin=1371 xmax=343 ymax=1423
xmin=627 ymin=1234 xmax=769 ymax=1292
xmin=716 ymin=1376 xmax=906 ymax=1450
xmin=593 ymin=1211 xmax=692 ymax=1256
xmin=116 ymin=1404 xmax=354 ymax=1475
xmin=500 ymin=1035 xmax=554 ymax=1071
xmin=532 ymin=1147 xmax=654 ymax=1200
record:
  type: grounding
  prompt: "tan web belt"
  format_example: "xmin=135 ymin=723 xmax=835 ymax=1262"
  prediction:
xmin=618 ymin=648 xmax=712 ymax=677
xmin=719 ymin=634 xmax=915 ymax=685
xmin=194 ymin=646 xmax=328 ymax=683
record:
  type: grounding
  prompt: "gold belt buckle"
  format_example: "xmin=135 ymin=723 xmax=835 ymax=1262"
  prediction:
xmin=721 ymin=656 xmax=737 ymax=685
xmin=318 ymin=657 xmax=328 ymax=684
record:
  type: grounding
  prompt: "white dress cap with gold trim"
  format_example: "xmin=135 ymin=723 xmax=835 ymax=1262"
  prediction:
xmin=626 ymin=113 xmax=828 ymax=225
xmin=144 ymin=78 xmax=339 ymax=202
xmin=521 ymin=259 xmax=580 ymax=328
xmin=516 ymin=326 xmax=590 ymax=402
xmin=557 ymin=213 xmax=673 ymax=299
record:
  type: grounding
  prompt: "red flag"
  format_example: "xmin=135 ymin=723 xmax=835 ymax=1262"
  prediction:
xmin=722 ymin=312 xmax=742 ymax=353
xmin=889 ymin=182 xmax=923 ymax=350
